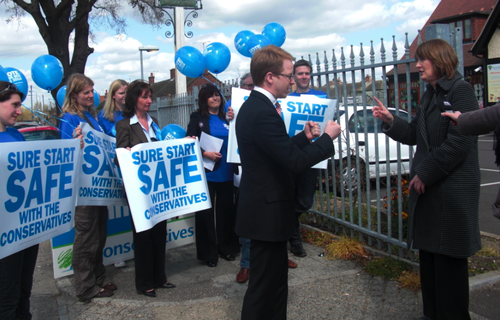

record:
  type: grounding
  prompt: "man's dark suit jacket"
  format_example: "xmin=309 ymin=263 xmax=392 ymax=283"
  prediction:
xmin=235 ymin=90 xmax=334 ymax=242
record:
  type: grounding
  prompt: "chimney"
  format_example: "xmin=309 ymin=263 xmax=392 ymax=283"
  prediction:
xmin=170 ymin=68 xmax=176 ymax=79
xmin=148 ymin=73 xmax=155 ymax=84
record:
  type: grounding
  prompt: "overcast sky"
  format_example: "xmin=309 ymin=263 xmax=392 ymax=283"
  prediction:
xmin=0 ymin=0 xmax=439 ymax=104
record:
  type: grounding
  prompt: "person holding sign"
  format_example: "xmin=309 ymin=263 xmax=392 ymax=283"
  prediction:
xmin=97 ymin=79 xmax=129 ymax=269
xmin=235 ymin=45 xmax=341 ymax=319
xmin=187 ymin=83 xmax=240 ymax=268
xmin=0 ymin=82 xmax=39 ymax=320
xmin=115 ymin=80 xmax=176 ymax=298
xmin=98 ymin=79 xmax=128 ymax=136
xmin=59 ymin=74 xmax=117 ymax=302
xmin=287 ymin=59 xmax=327 ymax=258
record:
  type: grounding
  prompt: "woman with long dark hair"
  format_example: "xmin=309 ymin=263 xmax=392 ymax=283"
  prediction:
xmin=186 ymin=83 xmax=239 ymax=267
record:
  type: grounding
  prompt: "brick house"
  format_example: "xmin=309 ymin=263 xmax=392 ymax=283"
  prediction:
xmin=149 ymin=69 xmax=223 ymax=99
xmin=388 ymin=0 xmax=496 ymax=110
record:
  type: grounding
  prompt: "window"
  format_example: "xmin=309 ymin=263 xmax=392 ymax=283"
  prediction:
xmin=464 ymin=19 xmax=471 ymax=40
xmin=449 ymin=19 xmax=472 ymax=41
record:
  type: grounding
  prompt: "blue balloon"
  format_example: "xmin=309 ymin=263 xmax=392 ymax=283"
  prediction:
xmin=175 ymin=46 xmax=205 ymax=78
xmin=204 ymin=42 xmax=231 ymax=74
xmin=247 ymin=34 xmax=272 ymax=56
xmin=234 ymin=30 xmax=255 ymax=58
xmin=0 ymin=65 xmax=9 ymax=82
xmin=56 ymin=85 xmax=66 ymax=107
xmin=4 ymin=67 xmax=29 ymax=102
xmin=31 ymin=55 xmax=64 ymax=91
xmin=93 ymin=89 xmax=100 ymax=109
xmin=161 ymin=124 xmax=186 ymax=140
xmin=262 ymin=22 xmax=286 ymax=47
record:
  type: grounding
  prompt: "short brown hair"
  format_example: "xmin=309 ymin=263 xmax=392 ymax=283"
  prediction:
xmin=294 ymin=59 xmax=312 ymax=74
xmin=415 ymin=39 xmax=458 ymax=80
xmin=250 ymin=45 xmax=294 ymax=87
xmin=0 ymin=81 xmax=24 ymax=102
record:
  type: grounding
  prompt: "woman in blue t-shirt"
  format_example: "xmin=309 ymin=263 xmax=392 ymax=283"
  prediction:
xmin=97 ymin=79 xmax=128 ymax=268
xmin=59 ymin=74 xmax=117 ymax=302
xmin=186 ymin=83 xmax=240 ymax=267
xmin=98 ymin=79 xmax=128 ymax=136
xmin=0 ymin=81 xmax=39 ymax=320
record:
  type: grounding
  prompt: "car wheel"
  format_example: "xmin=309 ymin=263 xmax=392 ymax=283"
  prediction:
xmin=332 ymin=157 xmax=366 ymax=196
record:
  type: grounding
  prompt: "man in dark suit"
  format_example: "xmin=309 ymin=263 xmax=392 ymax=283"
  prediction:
xmin=235 ymin=45 xmax=341 ymax=320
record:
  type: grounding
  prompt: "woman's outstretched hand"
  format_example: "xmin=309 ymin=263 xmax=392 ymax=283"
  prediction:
xmin=373 ymin=97 xmax=394 ymax=126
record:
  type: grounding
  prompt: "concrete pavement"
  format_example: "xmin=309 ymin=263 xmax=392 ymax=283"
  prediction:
xmin=28 ymin=237 xmax=499 ymax=320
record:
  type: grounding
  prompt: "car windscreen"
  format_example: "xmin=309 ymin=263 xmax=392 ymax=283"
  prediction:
xmin=21 ymin=130 xmax=61 ymax=141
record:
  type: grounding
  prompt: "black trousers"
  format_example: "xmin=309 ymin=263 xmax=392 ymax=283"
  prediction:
xmin=195 ymin=180 xmax=239 ymax=262
xmin=0 ymin=244 xmax=39 ymax=320
xmin=241 ymin=240 xmax=288 ymax=320
xmin=289 ymin=168 xmax=318 ymax=244
xmin=132 ymin=220 xmax=167 ymax=291
xmin=419 ymin=250 xmax=471 ymax=320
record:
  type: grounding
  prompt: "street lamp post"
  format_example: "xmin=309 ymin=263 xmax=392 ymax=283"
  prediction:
xmin=139 ymin=46 xmax=160 ymax=81
xmin=156 ymin=0 xmax=202 ymax=94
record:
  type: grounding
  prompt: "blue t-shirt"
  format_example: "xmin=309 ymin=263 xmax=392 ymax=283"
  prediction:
xmin=59 ymin=111 xmax=103 ymax=139
xmin=288 ymin=88 xmax=326 ymax=98
xmin=0 ymin=127 xmax=25 ymax=143
xmin=206 ymin=114 xmax=233 ymax=182
xmin=98 ymin=110 xmax=124 ymax=136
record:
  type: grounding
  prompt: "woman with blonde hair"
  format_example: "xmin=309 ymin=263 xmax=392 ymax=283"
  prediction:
xmin=97 ymin=79 xmax=129 ymax=268
xmin=59 ymin=73 xmax=117 ymax=302
xmin=98 ymin=79 xmax=128 ymax=136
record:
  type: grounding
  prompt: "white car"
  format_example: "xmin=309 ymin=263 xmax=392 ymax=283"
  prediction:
xmin=326 ymin=106 xmax=415 ymax=194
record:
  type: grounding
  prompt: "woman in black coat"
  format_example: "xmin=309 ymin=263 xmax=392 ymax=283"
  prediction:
xmin=115 ymin=80 xmax=176 ymax=298
xmin=186 ymin=83 xmax=239 ymax=267
xmin=373 ymin=39 xmax=480 ymax=320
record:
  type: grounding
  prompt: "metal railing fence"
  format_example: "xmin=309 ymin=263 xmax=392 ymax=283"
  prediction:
xmin=150 ymin=33 xmax=420 ymax=260
xmin=308 ymin=33 xmax=417 ymax=260
xmin=150 ymin=82 xmax=237 ymax=129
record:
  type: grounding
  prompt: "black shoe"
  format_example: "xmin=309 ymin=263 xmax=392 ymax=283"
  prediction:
xmin=290 ymin=243 xmax=307 ymax=257
xmin=157 ymin=282 xmax=176 ymax=289
xmin=207 ymin=261 xmax=217 ymax=267
xmin=138 ymin=289 xmax=156 ymax=298
xmin=220 ymin=254 xmax=235 ymax=261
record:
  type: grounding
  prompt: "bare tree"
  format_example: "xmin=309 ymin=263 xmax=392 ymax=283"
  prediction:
xmin=2 ymin=0 xmax=163 ymax=100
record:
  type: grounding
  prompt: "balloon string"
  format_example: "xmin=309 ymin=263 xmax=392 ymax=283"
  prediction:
xmin=201 ymin=76 xmax=228 ymax=106
xmin=21 ymin=106 xmax=76 ymax=139
xmin=55 ymin=103 xmax=64 ymax=115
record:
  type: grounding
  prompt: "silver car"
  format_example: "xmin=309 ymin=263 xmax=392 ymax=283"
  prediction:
xmin=326 ymin=106 xmax=415 ymax=194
